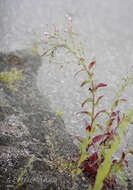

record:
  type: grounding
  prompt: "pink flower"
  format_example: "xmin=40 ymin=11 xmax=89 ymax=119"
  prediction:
xmin=65 ymin=14 xmax=72 ymax=22
xmin=68 ymin=16 xmax=72 ymax=22
xmin=44 ymin=32 xmax=49 ymax=36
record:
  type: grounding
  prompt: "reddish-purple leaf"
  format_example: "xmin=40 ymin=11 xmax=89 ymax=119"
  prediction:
xmin=108 ymin=118 xmax=115 ymax=126
xmin=88 ymin=134 xmax=106 ymax=148
xmin=95 ymin=83 xmax=107 ymax=90
xmin=92 ymin=134 xmax=105 ymax=144
xmin=115 ymin=100 xmax=118 ymax=107
xmin=127 ymin=150 xmax=133 ymax=155
xmin=117 ymin=115 xmax=120 ymax=125
xmin=76 ymin=111 xmax=91 ymax=115
xmin=121 ymin=152 xmax=125 ymax=160
xmin=88 ymin=61 xmax=96 ymax=70
xmin=112 ymin=160 xmax=118 ymax=164
xmin=86 ymin=125 xmax=92 ymax=132
xmin=95 ymin=96 xmax=104 ymax=106
xmin=88 ymin=152 xmax=98 ymax=162
xmin=94 ymin=110 xmax=106 ymax=120
xmin=111 ymin=112 xmax=117 ymax=117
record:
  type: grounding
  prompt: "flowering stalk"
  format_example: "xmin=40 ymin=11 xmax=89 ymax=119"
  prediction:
xmin=38 ymin=20 xmax=133 ymax=190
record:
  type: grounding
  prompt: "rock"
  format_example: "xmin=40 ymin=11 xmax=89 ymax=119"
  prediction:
xmin=0 ymin=50 xmax=89 ymax=190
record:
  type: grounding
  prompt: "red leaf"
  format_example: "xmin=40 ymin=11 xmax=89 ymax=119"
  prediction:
xmin=88 ymin=134 xmax=106 ymax=149
xmin=88 ymin=61 xmax=96 ymax=70
xmin=95 ymin=96 xmax=104 ymax=105
xmin=127 ymin=150 xmax=133 ymax=155
xmin=92 ymin=134 xmax=105 ymax=144
xmin=88 ymin=152 xmax=98 ymax=162
xmin=117 ymin=115 xmax=120 ymax=124
xmin=112 ymin=160 xmax=118 ymax=164
xmin=94 ymin=110 xmax=106 ymax=120
xmin=76 ymin=111 xmax=91 ymax=115
xmin=108 ymin=118 xmax=115 ymax=126
xmin=86 ymin=125 xmax=92 ymax=132
xmin=111 ymin=112 xmax=117 ymax=117
xmin=115 ymin=100 xmax=118 ymax=107
xmin=121 ymin=152 xmax=125 ymax=160
xmin=95 ymin=83 xmax=107 ymax=90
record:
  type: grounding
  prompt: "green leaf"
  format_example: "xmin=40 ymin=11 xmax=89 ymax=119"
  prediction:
xmin=17 ymin=155 xmax=35 ymax=184
xmin=82 ymin=98 xmax=93 ymax=107
xmin=93 ymin=109 xmax=133 ymax=190
xmin=76 ymin=168 xmax=82 ymax=175
xmin=88 ymin=185 xmax=92 ymax=190
xmin=80 ymin=80 xmax=91 ymax=87
xmin=103 ymin=111 xmax=110 ymax=117
xmin=78 ymin=152 xmax=88 ymax=167
xmin=106 ymin=119 xmax=111 ymax=127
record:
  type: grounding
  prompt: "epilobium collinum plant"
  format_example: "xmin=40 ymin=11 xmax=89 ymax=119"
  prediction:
xmin=36 ymin=17 xmax=133 ymax=190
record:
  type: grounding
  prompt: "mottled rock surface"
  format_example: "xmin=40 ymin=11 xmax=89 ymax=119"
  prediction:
xmin=0 ymin=50 xmax=90 ymax=190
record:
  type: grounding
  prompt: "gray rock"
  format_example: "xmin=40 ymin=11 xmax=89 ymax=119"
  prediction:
xmin=0 ymin=50 xmax=89 ymax=190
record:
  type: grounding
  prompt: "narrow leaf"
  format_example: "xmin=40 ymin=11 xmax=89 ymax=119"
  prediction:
xmin=111 ymin=112 xmax=117 ymax=117
xmin=127 ymin=150 xmax=133 ymax=155
xmin=74 ymin=69 xmax=85 ymax=78
xmin=76 ymin=111 xmax=93 ymax=119
xmin=108 ymin=118 xmax=115 ymax=126
xmin=92 ymin=134 xmax=105 ymax=144
xmin=119 ymin=98 xmax=127 ymax=102
xmin=117 ymin=115 xmax=120 ymax=125
xmin=80 ymin=79 xmax=91 ymax=87
xmin=88 ymin=61 xmax=96 ymax=70
xmin=95 ymin=95 xmax=104 ymax=106
xmin=86 ymin=125 xmax=92 ymax=132
xmin=82 ymin=98 xmax=93 ymax=107
xmin=121 ymin=152 xmax=125 ymax=160
xmin=111 ymin=99 xmax=127 ymax=111
xmin=88 ymin=134 xmax=106 ymax=148
xmin=95 ymin=83 xmax=107 ymax=90
xmin=94 ymin=110 xmax=106 ymax=120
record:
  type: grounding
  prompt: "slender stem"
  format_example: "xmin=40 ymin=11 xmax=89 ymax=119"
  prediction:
xmin=91 ymin=80 xmax=95 ymax=126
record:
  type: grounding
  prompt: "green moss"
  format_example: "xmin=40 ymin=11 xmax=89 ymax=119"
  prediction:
xmin=0 ymin=68 xmax=23 ymax=91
